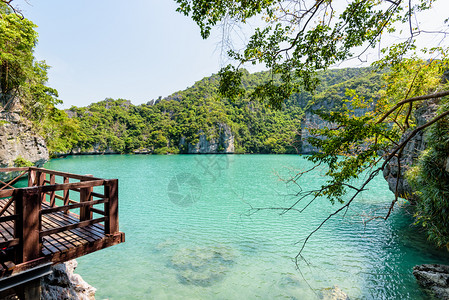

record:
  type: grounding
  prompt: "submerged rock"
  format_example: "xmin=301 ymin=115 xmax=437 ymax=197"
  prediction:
xmin=321 ymin=285 xmax=350 ymax=300
xmin=413 ymin=264 xmax=449 ymax=300
xmin=154 ymin=239 xmax=177 ymax=252
xmin=169 ymin=245 xmax=237 ymax=287
xmin=41 ymin=260 xmax=96 ymax=300
xmin=278 ymin=274 xmax=301 ymax=288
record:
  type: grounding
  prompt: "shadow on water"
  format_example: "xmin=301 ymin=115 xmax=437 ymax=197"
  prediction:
xmin=359 ymin=203 xmax=449 ymax=299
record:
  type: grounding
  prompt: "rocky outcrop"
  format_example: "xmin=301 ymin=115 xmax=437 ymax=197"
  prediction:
xmin=300 ymin=99 xmax=371 ymax=153
xmin=0 ymin=109 xmax=48 ymax=180
xmin=413 ymin=264 xmax=449 ymax=299
xmin=184 ymin=123 xmax=235 ymax=154
xmin=68 ymin=144 xmax=119 ymax=155
xmin=133 ymin=148 xmax=152 ymax=154
xmin=41 ymin=260 xmax=96 ymax=300
xmin=301 ymin=108 xmax=334 ymax=154
xmin=382 ymin=100 xmax=439 ymax=202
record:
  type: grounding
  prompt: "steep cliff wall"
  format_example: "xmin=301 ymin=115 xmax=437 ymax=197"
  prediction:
xmin=300 ymin=109 xmax=334 ymax=154
xmin=183 ymin=123 xmax=235 ymax=154
xmin=382 ymin=100 xmax=439 ymax=201
xmin=300 ymin=100 xmax=372 ymax=153
xmin=0 ymin=108 xmax=49 ymax=180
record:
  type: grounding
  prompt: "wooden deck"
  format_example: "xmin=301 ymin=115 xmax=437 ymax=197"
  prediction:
xmin=0 ymin=198 xmax=108 ymax=257
xmin=0 ymin=167 xmax=125 ymax=278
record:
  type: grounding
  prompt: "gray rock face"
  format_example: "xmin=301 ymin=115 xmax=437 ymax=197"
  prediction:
xmin=382 ymin=100 xmax=439 ymax=202
xmin=300 ymin=99 xmax=371 ymax=153
xmin=186 ymin=123 xmax=235 ymax=154
xmin=69 ymin=144 xmax=119 ymax=155
xmin=301 ymin=109 xmax=334 ymax=154
xmin=413 ymin=264 xmax=449 ymax=299
xmin=0 ymin=110 xmax=48 ymax=180
xmin=41 ymin=259 xmax=96 ymax=300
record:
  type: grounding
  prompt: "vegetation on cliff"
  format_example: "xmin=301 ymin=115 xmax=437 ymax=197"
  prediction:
xmin=66 ymin=67 xmax=382 ymax=155
xmin=0 ymin=3 xmax=78 ymax=155
xmin=408 ymin=100 xmax=449 ymax=249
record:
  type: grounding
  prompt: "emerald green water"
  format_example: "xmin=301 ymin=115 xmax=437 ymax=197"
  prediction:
xmin=44 ymin=155 xmax=449 ymax=299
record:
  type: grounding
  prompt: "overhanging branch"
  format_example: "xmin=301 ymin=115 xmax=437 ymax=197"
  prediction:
xmin=377 ymin=90 xmax=449 ymax=124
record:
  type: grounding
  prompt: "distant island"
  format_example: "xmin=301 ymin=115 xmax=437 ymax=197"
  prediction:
xmin=57 ymin=67 xmax=383 ymax=156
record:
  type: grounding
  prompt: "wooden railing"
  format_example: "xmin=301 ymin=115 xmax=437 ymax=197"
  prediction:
xmin=0 ymin=167 xmax=119 ymax=265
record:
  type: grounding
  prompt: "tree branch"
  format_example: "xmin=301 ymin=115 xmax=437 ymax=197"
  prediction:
xmin=377 ymin=90 xmax=449 ymax=124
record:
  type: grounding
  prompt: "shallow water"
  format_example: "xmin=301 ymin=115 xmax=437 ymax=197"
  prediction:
xmin=44 ymin=154 xmax=449 ymax=299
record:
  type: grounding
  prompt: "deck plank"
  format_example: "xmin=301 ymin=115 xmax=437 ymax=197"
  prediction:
xmin=0 ymin=176 xmax=123 ymax=277
xmin=0 ymin=199 xmax=109 ymax=256
xmin=0 ymin=198 xmax=14 ymax=244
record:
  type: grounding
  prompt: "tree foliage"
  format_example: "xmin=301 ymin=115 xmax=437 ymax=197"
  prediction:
xmin=176 ymin=0 xmax=441 ymax=105
xmin=0 ymin=3 xmax=36 ymax=106
xmin=176 ymin=0 xmax=449 ymax=251
xmin=0 ymin=2 xmax=79 ymax=155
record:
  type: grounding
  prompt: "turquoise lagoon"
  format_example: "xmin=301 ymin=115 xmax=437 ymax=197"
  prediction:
xmin=44 ymin=154 xmax=449 ymax=299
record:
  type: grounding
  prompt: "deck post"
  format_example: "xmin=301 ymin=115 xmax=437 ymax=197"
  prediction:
xmin=27 ymin=169 xmax=36 ymax=187
xmin=105 ymin=179 xmax=119 ymax=234
xmin=14 ymin=188 xmax=41 ymax=263
xmin=63 ymin=177 xmax=70 ymax=208
xmin=15 ymin=278 xmax=41 ymax=300
xmin=32 ymin=170 xmax=45 ymax=187
xmin=49 ymin=174 xmax=56 ymax=207
xmin=80 ymin=176 xmax=93 ymax=221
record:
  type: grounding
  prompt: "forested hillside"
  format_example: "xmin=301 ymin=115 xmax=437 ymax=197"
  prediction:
xmin=65 ymin=67 xmax=384 ymax=155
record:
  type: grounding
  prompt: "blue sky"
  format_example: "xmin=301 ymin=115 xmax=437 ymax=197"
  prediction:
xmin=14 ymin=0 xmax=228 ymax=108
xmin=12 ymin=0 xmax=449 ymax=108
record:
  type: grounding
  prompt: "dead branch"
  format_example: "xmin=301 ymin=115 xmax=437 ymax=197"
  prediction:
xmin=0 ymin=0 xmax=24 ymax=19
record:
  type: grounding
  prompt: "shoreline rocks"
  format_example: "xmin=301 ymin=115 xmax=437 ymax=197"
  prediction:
xmin=321 ymin=285 xmax=350 ymax=300
xmin=41 ymin=259 xmax=96 ymax=300
xmin=413 ymin=264 xmax=449 ymax=300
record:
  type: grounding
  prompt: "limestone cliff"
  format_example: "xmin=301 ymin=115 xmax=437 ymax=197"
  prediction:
xmin=382 ymin=100 xmax=439 ymax=202
xmin=300 ymin=108 xmax=334 ymax=154
xmin=300 ymin=99 xmax=372 ymax=153
xmin=68 ymin=144 xmax=119 ymax=156
xmin=0 ymin=107 xmax=49 ymax=179
xmin=182 ymin=123 xmax=235 ymax=154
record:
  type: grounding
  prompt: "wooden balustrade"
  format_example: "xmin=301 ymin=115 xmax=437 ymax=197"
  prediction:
xmin=0 ymin=167 xmax=124 ymax=271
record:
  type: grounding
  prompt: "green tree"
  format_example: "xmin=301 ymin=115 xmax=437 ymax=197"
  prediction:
xmin=175 ymin=0 xmax=449 ymax=254
xmin=0 ymin=2 xmax=37 ymax=107
xmin=176 ymin=0 xmax=444 ymax=105
xmin=0 ymin=2 xmax=80 ymax=155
